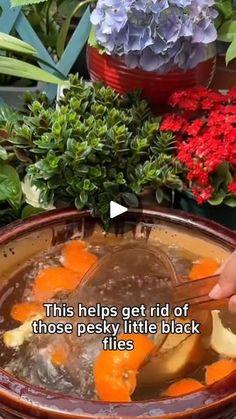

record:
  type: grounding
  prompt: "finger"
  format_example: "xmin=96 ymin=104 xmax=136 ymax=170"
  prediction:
xmin=209 ymin=282 xmax=235 ymax=299
xmin=229 ymin=295 xmax=236 ymax=314
xmin=215 ymin=265 xmax=224 ymax=275
xmin=215 ymin=251 xmax=236 ymax=274
xmin=218 ymin=252 xmax=236 ymax=290
xmin=217 ymin=250 xmax=236 ymax=276
xmin=209 ymin=250 xmax=236 ymax=299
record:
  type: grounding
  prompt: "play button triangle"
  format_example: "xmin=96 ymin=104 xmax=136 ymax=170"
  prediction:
xmin=110 ymin=201 xmax=128 ymax=219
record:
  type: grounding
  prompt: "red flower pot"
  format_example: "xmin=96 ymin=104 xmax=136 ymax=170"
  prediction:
xmin=87 ymin=46 xmax=216 ymax=113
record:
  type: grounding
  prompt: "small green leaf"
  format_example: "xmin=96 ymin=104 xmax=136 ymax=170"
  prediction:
xmin=208 ymin=195 xmax=224 ymax=206
xmin=0 ymin=146 xmax=8 ymax=161
xmin=75 ymin=191 xmax=88 ymax=209
xmin=122 ymin=192 xmax=139 ymax=207
xmin=218 ymin=21 xmax=236 ymax=42
xmin=11 ymin=0 xmax=46 ymax=6
xmin=155 ymin=187 xmax=164 ymax=204
xmin=80 ymin=190 xmax=88 ymax=206
xmin=21 ymin=205 xmax=45 ymax=219
xmin=0 ymin=164 xmax=22 ymax=209
xmin=88 ymin=26 xmax=97 ymax=48
xmin=226 ymin=36 xmax=236 ymax=65
xmin=215 ymin=162 xmax=233 ymax=184
xmin=224 ymin=197 xmax=236 ymax=207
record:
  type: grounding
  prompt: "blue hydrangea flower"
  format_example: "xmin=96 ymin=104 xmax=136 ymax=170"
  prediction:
xmin=90 ymin=0 xmax=217 ymax=72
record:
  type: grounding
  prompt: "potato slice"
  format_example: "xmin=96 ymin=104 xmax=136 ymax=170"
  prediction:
xmin=3 ymin=314 xmax=43 ymax=348
xmin=138 ymin=318 xmax=202 ymax=386
xmin=153 ymin=320 xmax=190 ymax=352
xmin=210 ymin=310 xmax=236 ymax=358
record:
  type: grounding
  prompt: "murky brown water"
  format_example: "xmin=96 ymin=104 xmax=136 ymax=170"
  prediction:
xmin=0 ymin=238 xmax=233 ymax=401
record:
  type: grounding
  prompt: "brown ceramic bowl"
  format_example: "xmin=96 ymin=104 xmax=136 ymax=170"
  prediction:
xmin=0 ymin=208 xmax=236 ymax=419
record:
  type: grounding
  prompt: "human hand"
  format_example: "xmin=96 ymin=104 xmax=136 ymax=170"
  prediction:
xmin=209 ymin=250 xmax=236 ymax=313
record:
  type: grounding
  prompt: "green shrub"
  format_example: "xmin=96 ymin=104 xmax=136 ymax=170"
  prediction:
xmin=10 ymin=75 xmax=183 ymax=226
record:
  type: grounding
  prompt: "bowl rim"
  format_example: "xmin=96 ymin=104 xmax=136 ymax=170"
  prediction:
xmin=0 ymin=207 xmax=236 ymax=418
xmin=0 ymin=207 xmax=235 ymax=248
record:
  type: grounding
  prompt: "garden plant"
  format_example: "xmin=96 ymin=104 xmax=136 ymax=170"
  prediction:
xmin=3 ymin=75 xmax=182 ymax=227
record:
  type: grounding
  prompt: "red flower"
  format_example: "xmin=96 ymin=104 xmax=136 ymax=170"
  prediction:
xmin=185 ymin=119 xmax=204 ymax=136
xmin=228 ymin=183 xmax=236 ymax=194
xmin=168 ymin=86 xmax=225 ymax=112
xmin=160 ymin=114 xmax=187 ymax=132
xmin=228 ymin=176 xmax=236 ymax=194
xmin=208 ymin=91 xmax=227 ymax=103
xmin=218 ymin=105 xmax=236 ymax=114
xmin=192 ymin=185 xmax=214 ymax=204
xmin=208 ymin=111 xmax=226 ymax=126
xmin=164 ymin=86 xmax=236 ymax=204
xmin=201 ymin=99 xmax=214 ymax=110
xmin=168 ymin=90 xmax=199 ymax=111
xmin=229 ymin=87 xmax=236 ymax=101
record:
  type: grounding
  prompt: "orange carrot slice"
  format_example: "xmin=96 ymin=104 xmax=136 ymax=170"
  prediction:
xmin=205 ymin=359 xmax=236 ymax=385
xmin=189 ymin=258 xmax=219 ymax=281
xmin=94 ymin=334 xmax=156 ymax=402
xmin=62 ymin=240 xmax=98 ymax=277
xmin=10 ymin=302 xmax=43 ymax=323
xmin=165 ymin=378 xmax=204 ymax=397
xmin=51 ymin=346 xmax=68 ymax=366
xmin=33 ymin=267 xmax=79 ymax=300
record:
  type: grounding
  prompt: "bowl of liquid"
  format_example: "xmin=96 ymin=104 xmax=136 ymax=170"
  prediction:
xmin=0 ymin=207 xmax=235 ymax=419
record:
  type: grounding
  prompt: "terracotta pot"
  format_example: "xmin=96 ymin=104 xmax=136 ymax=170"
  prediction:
xmin=87 ymin=46 xmax=216 ymax=113
xmin=0 ymin=208 xmax=236 ymax=418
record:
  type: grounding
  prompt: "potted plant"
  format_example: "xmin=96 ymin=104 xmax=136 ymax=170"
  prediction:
xmin=211 ymin=0 xmax=236 ymax=89
xmin=160 ymin=85 xmax=236 ymax=230
xmin=8 ymin=75 xmax=183 ymax=228
xmin=86 ymin=0 xmax=218 ymax=112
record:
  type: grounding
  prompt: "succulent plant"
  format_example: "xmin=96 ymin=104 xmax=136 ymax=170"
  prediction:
xmin=9 ymin=75 xmax=182 ymax=226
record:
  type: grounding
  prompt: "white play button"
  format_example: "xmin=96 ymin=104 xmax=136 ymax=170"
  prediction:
xmin=110 ymin=201 xmax=128 ymax=219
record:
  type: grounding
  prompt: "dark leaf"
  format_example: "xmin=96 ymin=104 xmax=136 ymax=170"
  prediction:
xmin=224 ymin=196 xmax=236 ymax=207
xmin=155 ymin=188 xmax=164 ymax=204
xmin=122 ymin=192 xmax=139 ymax=208
xmin=21 ymin=205 xmax=45 ymax=219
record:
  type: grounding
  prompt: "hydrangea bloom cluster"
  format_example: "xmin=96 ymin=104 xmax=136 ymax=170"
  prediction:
xmin=161 ymin=86 xmax=236 ymax=206
xmin=90 ymin=0 xmax=217 ymax=72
